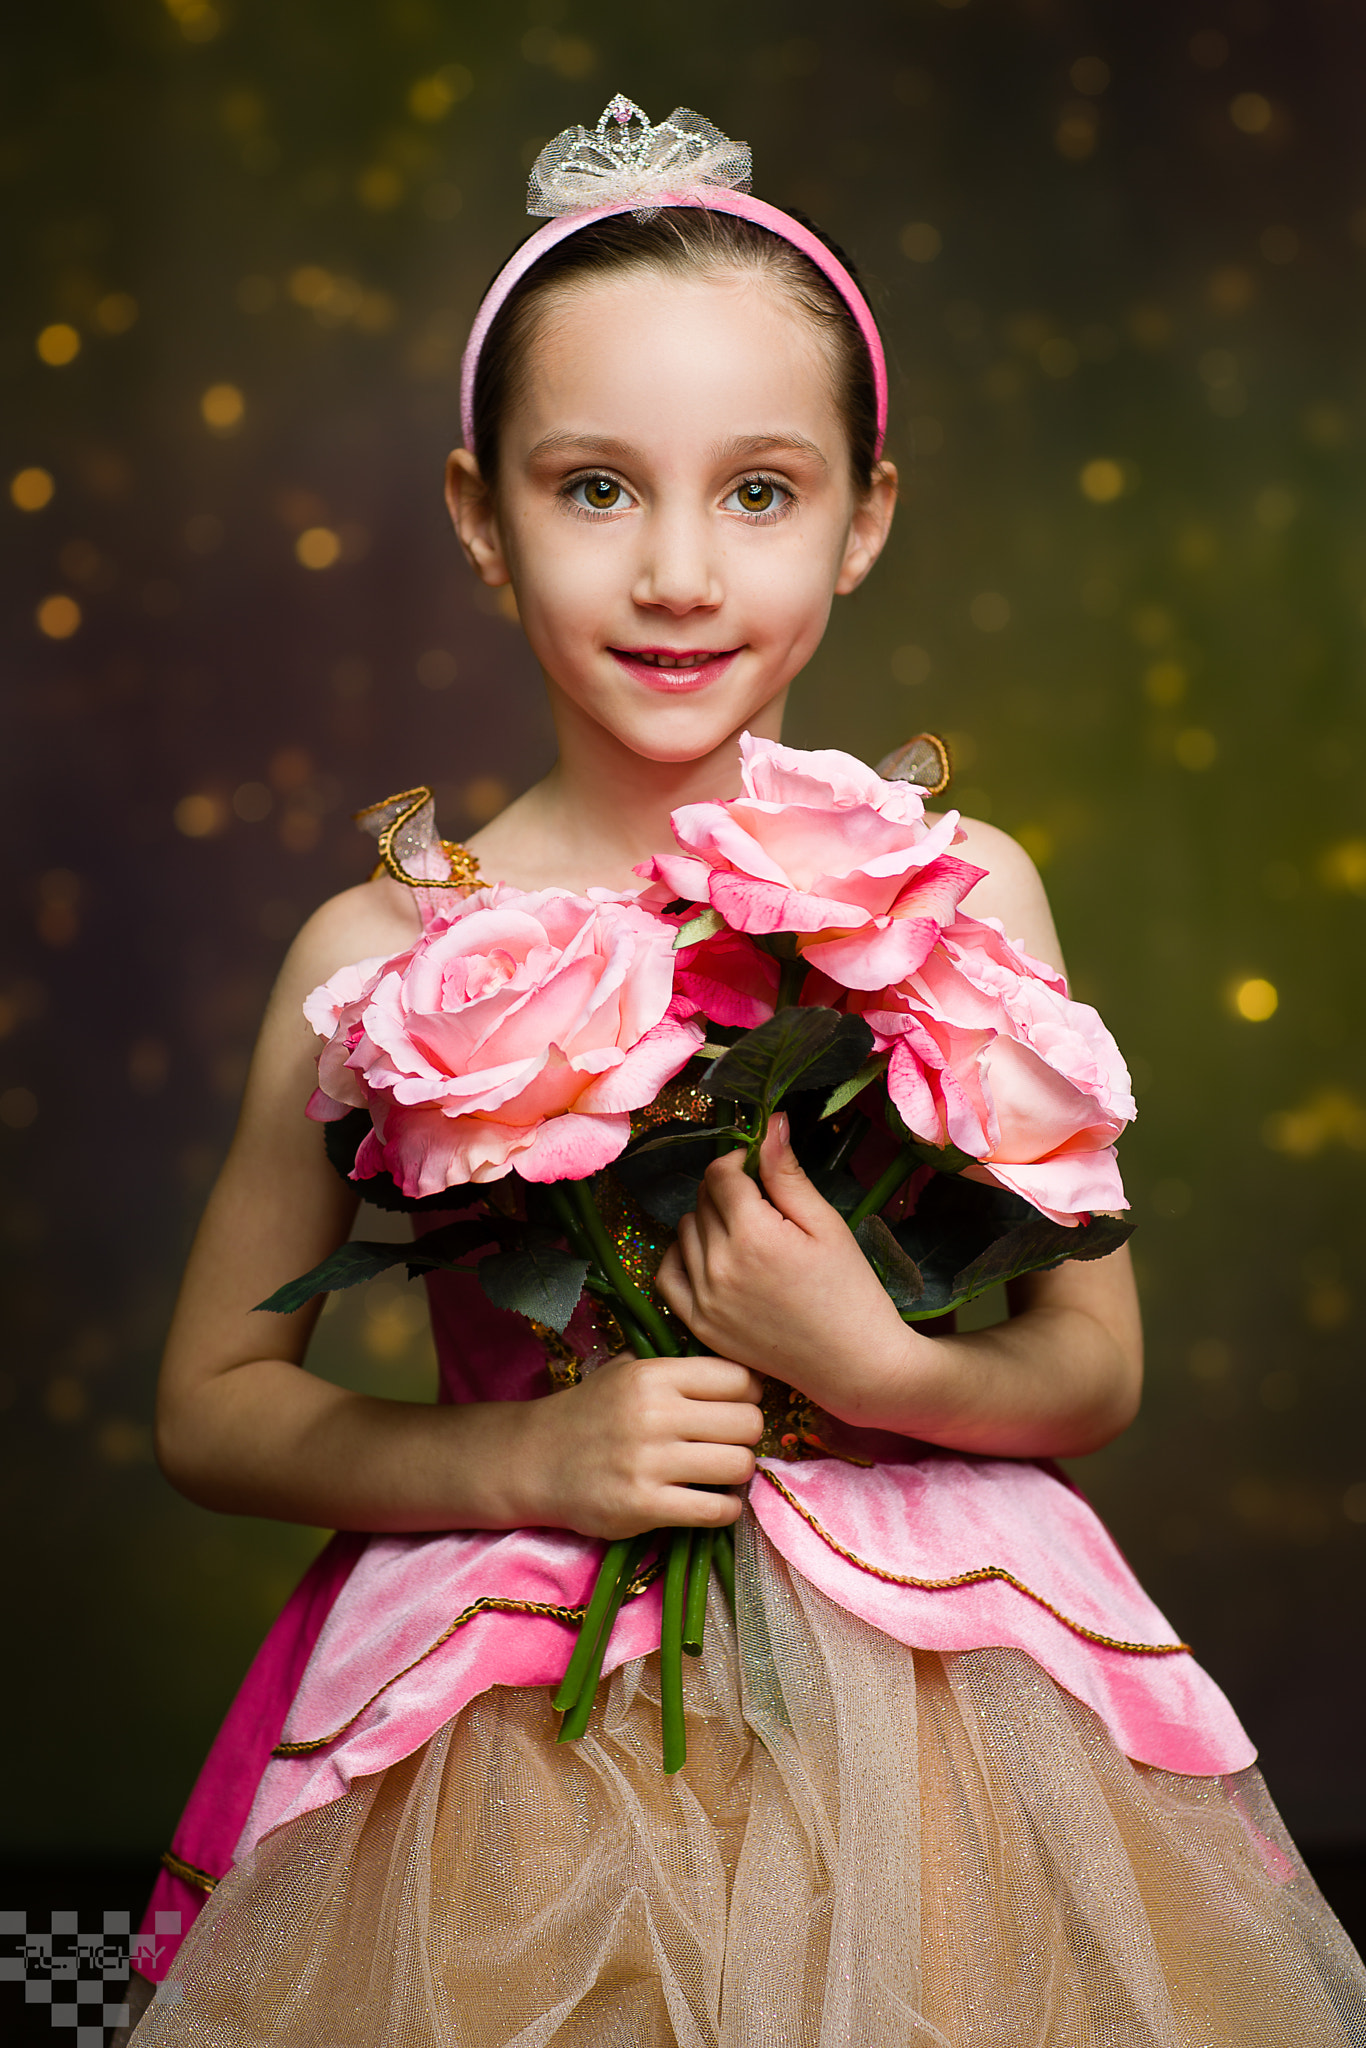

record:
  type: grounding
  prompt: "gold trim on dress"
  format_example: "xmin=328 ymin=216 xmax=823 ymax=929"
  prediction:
xmin=355 ymin=786 xmax=482 ymax=891
xmin=270 ymin=1564 xmax=663 ymax=1757
xmin=160 ymin=1849 xmax=220 ymax=1894
xmin=756 ymin=1467 xmax=1192 ymax=1657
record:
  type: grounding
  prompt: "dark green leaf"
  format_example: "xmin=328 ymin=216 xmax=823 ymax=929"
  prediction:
xmin=853 ymin=1215 xmax=925 ymax=1316
xmin=703 ymin=1008 xmax=872 ymax=1110
xmin=626 ymin=1124 xmax=750 ymax=1161
xmin=886 ymin=1170 xmax=1135 ymax=1320
xmin=255 ymin=1239 xmax=415 ymax=1313
xmin=820 ymin=1052 xmax=889 ymax=1120
xmin=255 ymin=1216 xmax=522 ymax=1313
xmin=951 ymin=1210 xmax=1133 ymax=1301
xmin=476 ymin=1246 xmax=591 ymax=1334
xmin=615 ymin=1124 xmax=719 ymax=1226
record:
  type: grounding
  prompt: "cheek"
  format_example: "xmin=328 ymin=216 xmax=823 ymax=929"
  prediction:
xmin=511 ymin=525 xmax=618 ymax=644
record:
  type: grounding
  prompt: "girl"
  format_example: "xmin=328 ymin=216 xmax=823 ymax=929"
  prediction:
xmin=125 ymin=99 xmax=1364 ymax=2046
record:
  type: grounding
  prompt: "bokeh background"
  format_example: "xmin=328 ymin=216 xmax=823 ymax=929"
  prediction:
xmin=3 ymin=0 xmax=1364 ymax=1920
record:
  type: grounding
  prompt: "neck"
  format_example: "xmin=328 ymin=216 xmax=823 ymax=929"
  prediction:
xmin=467 ymin=685 xmax=787 ymax=894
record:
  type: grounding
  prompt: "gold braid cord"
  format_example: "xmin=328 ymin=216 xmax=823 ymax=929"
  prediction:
xmin=354 ymin=786 xmax=482 ymax=891
xmin=756 ymin=1468 xmax=1191 ymax=1658
xmin=270 ymin=1560 xmax=663 ymax=1756
xmin=159 ymin=1849 xmax=219 ymax=1894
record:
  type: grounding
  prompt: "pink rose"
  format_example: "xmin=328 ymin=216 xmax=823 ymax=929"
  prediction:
xmin=667 ymin=926 xmax=779 ymax=1030
xmin=305 ymin=885 xmax=703 ymax=1194
xmin=839 ymin=915 xmax=1135 ymax=1226
xmin=639 ymin=732 xmax=985 ymax=992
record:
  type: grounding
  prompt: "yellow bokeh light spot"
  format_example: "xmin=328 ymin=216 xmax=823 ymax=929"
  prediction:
xmin=1263 ymin=1088 xmax=1366 ymax=1157
xmin=1318 ymin=839 xmax=1366 ymax=895
xmin=94 ymin=291 xmax=139 ymax=334
xmin=1230 ymin=92 xmax=1272 ymax=134
xmin=174 ymin=793 xmax=228 ymax=838
xmin=11 ymin=467 xmax=54 ymax=511
xmin=36 ymin=594 xmax=81 ymax=639
xmin=899 ymin=221 xmax=942 ymax=262
xmin=356 ymin=165 xmax=403 ymax=211
xmin=163 ymin=0 xmax=220 ymax=40
xmin=37 ymin=323 xmax=81 ymax=366
xmin=1055 ymin=109 xmax=1098 ymax=160
xmin=1144 ymin=659 xmax=1186 ymax=707
xmin=1080 ymin=458 xmax=1124 ymax=503
xmin=201 ymin=383 xmax=245 ymax=431
xmin=1234 ymin=977 xmax=1278 ymax=1022
xmin=409 ymin=64 xmax=473 ymax=121
xmin=1174 ymin=726 xmax=1218 ymax=771
xmin=296 ymin=526 xmax=341 ymax=569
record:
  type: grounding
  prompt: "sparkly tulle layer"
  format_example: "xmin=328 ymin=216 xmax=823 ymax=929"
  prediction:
xmin=131 ymin=1518 xmax=1365 ymax=2047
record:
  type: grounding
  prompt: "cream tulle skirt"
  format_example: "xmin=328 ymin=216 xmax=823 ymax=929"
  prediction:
xmin=132 ymin=1516 xmax=1365 ymax=2047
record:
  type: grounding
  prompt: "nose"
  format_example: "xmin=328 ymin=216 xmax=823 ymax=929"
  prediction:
xmin=630 ymin=504 xmax=722 ymax=618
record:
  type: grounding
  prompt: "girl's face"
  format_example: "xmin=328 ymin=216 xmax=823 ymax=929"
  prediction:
xmin=449 ymin=268 xmax=897 ymax=766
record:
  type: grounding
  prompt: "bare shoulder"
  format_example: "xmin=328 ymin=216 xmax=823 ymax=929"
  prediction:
xmin=934 ymin=812 xmax=1066 ymax=976
xmin=251 ymin=875 xmax=422 ymax=1069
xmin=284 ymin=875 xmax=422 ymax=993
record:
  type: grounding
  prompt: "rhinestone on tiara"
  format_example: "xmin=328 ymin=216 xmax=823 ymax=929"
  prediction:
xmin=527 ymin=95 xmax=753 ymax=223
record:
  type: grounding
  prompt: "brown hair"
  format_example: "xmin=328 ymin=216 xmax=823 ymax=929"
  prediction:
xmin=470 ymin=206 xmax=881 ymax=491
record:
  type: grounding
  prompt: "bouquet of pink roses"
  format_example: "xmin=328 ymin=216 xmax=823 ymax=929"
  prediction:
xmin=262 ymin=737 xmax=1135 ymax=1771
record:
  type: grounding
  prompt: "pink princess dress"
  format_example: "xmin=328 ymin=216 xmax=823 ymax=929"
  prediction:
xmin=128 ymin=840 xmax=1366 ymax=2048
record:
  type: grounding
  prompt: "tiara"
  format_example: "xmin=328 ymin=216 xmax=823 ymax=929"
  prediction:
xmin=527 ymin=94 xmax=753 ymax=223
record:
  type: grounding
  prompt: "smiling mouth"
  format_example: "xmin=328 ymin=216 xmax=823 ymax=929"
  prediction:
xmin=612 ymin=647 xmax=742 ymax=669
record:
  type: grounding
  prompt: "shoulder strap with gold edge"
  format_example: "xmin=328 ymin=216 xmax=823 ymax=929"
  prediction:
xmin=354 ymin=786 xmax=482 ymax=890
xmin=874 ymin=732 xmax=951 ymax=796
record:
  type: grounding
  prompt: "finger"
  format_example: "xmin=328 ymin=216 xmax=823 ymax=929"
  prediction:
xmin=697 ymin=1146 xmax=766 ymax=1228
xmin=654 ymin=1241 xmax=693 ymax=1320
xmin=757 ymin=1112 xmax=834 ymax=1233
xmin=677 ymin=1396 xmax=765 ymax=1445
xmin=665 ymin=1438 xmax=758 ymax=1486
xmin=672 ymin=1357 xmax=765 ymax=1403
xmin=652 ymin=1484 xmax=746 ymax=1528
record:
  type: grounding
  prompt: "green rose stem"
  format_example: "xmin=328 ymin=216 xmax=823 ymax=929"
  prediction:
xmin=547 ymin=1178 xmax=725 ymax=1766
xmin=659 ymin=1527 xmax=693 ymax=1773
xmin=844 ymin=1145 xmax=924 ymax=1233
xmin=567 ymin=1180 xmax=681 ymax=1360
xmin=775 ymin=954 xmax=808 ymax=1011
xmin=682 ymin=1526 xmax=714 ymax=1655
xmin=554 ymin=1531 xmax=655 ymax=1740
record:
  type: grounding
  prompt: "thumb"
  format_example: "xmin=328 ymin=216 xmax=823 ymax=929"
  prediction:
xmin=757 ymin=1113 xmax=832 ymax=1232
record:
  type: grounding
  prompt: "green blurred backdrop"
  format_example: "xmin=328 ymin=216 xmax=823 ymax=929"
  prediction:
xmin=3 ymin=0 xmax=1363 ymax=1868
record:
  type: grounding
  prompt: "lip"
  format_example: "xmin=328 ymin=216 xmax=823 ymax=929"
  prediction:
xmin=609 ymin=646 xmax=743 ymax=692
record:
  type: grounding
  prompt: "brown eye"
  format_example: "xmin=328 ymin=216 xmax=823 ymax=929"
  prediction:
xmin=575 ymin=474 xmax=623 ymax=511
xmin=727 ymin=477 xmax=786 ymax=516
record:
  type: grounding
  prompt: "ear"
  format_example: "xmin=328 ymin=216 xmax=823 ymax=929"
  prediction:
xmin=445 ymin=448 xmax=512 ymax=588
xmin=834 ymin=460 xmax=898 ymax=597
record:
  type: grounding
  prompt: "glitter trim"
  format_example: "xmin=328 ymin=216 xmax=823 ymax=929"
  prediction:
xmin=756 ymin=1467 xmax=1192 ymax=1658
xmin=269 ymin=1564 xmax=663 ymax=1756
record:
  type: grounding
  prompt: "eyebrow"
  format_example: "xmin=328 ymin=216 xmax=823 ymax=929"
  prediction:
xmin=524 ymin=430 xmax=830 ymax=471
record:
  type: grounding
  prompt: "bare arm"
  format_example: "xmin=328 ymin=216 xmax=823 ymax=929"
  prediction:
xmin=155 ymin=879 xmax=761 ymax=1538
xmin=655 ymin=821 xmax=1143 ymax=1459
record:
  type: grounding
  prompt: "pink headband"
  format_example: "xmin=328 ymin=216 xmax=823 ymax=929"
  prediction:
xmin=459 ymin=101 xmax=888 ymax=460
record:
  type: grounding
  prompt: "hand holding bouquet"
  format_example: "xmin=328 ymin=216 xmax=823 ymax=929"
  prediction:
xmin=262 ymin=737 xmax=1134 ymax=1770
